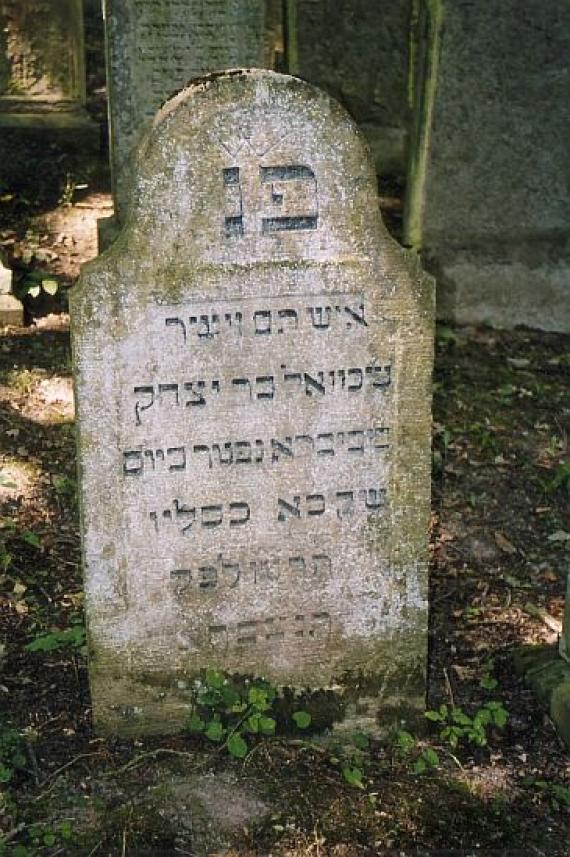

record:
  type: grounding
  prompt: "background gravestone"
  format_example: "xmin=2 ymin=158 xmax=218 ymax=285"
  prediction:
xmin=102 ymin=0 xmax=271 ymax=233
xmin=413 ymin=0 xmax=570 ymax=332
xmin=72 ymin=70 xmax=434 ymax=737
xmin=0 ymin=0 xmax=89 ymax=127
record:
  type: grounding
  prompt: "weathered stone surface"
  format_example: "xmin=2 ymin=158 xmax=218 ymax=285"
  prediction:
xmin=415 ymin=0 xmax=570 ymax=332
xmin=291 ymin=0 xmax=412 ymax=178
xmin=514 ymin=645 xmax=570 ymax=750
xmin=103 ymin=0 xmax=268 ymax=223
xmin=71 ymin=70 xmax=434 ymax=737
xmin=0 ymin=257 xmax=23 ymax=326
xmin=0 ymin=0 xmax=86 ymax=111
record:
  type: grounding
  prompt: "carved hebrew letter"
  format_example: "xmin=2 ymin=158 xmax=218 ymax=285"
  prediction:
xmin=277 ymin=496 xmax=301 ymax=521
xmin=174 ymin=499 xmax=196 ymax=534
xmin=361 ymin=488 xmax=386 ymax=510
xmin=253 ymin=309 xmax=272 ymax=335
xmin=184 ymin=381 xmax=206 ymax=407
xmin=223 ymin=167 xmax=243 ymax=236
xmin=167 ymin=447 xmax=186 ymax=471
xmin=306 ymin=493 xmax=325 ymax=516
xmin=123 ymin=450 xmax=143 ymax=475
xmin=201 ymin=504 xmax=223 ymax=529
xmin=347 ymin=368 xmax=363 ymax=391
xmin=277 ymin=308 xmax=298 ymax=332
xmin=312 ymin=554 xmax=332 ymax=575
xmin=344 ymin=304 xmax=367 ymax=327
xmin=255 ymin=375 xmax=275 ymax=400
xmin=304 ymin=371 xmax=325 ymax=396
xmin=165 ymin=317 xmax=187 ymax=342
xmin=229 ymin=502 xmax=250 ymax=527
xmin=366 ymin=364 xmax=392 ymax=388
xmin=260 ymin=165 xmax=318 ymax=233
xmin=193 ymin=443 xmax=212 ymax=468
xmin=134 ymin=385 xmax=154 ymax=425
xmin=335 ymin=490 xmax=355 ymax=519
xmin=316 ymin=432 xmax=335 ymax=456
xmin=271 ymin=437 xmax=293 ymax=462
xmin=308 ymin=306 xmax=331 ymax=330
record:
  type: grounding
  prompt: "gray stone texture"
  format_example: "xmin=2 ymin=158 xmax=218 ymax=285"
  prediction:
xmin=0 ymin=257 xmax=23 ymax=326
xmin=0 ymin=0 xmax=86 ymax=110
xmin=420 ymin=0 xmax=570 ymax=332
xmin=103 ymin=0 xmax=268 ymax=222
xmin=292 ymin=0 xmax=412 ymax=177
xmin=71 ymin=70 xmax=434 ymax=737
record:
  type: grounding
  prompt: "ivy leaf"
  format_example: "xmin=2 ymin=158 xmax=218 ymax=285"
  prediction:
xmin=205 ymin=720 xmax=225 ymax=742
xmin=187 ymin=713 xmax=205 ymax=733
xmin=41 ymin=279 xmax=58 ymax=296
xmin=413 ymin=757 xmax=427 ymax=775
xmin=259 ymin=716 xmax=276 ymax=735
xmin=342 ymin=766 xmax=364 ymax=789
xmin=20 ymin=531 xmax=41 ymax=549
xmin=422 ymin=748 xmax=440 ymax=767
xmin=292 ymin=710 xmax=311 ymax=729
xmin=479 ymin=676 xmax=498 ymax=690
xmin=425 ymin=710 xmax=444 ymax=722
xmin=227 ymin=733 xmax=248 ymax=759
xmin=205 ymin=669 xmax=225 ymax=690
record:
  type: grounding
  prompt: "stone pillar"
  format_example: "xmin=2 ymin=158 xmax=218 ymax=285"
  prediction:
xmin=0 ymin=258 xmax=23 ymax=327
xmin=101 ymin=0 xmax=270 ymax=245
xmin=406 ymin=0 xmax=570 ymax=332
xmin=0 ymin=0 xmax=90 ymax=130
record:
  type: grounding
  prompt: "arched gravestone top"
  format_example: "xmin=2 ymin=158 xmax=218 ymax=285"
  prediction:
xmin=72 ymin=71 xmax=434 ymax=737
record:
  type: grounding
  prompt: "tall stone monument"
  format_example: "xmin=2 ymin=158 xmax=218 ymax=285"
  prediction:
xmin=407 ymin=0 xmax=570 ymax=332
xmin=72 ymin=70 xmax=434 ymax=736
xmin=102 ymin=0 xmax=269 ymax=234
xmin=0 ymin=0 xmax=89 ymax=129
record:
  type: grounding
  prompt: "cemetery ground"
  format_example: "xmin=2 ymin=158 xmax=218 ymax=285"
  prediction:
xmin=0 ymin=161 xmax=569 ymax=856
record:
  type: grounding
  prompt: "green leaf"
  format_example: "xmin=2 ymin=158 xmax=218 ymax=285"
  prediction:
xmin=248 ymin=686 xmax=269 ymax=709
xmin=227 ymin=733 xmax=248 ymax=759
xmin=480 ymin=676 xmax=498 ymax=690
xmin=342 ymin=766 xmax=364 ymax=789
xmin=247 ymin=713 xmax=260 ymax=733
xmin=0 ymin=763 xmax=13 ymax=783
xmin=394 ymin=730 xmax=415 ymax=753
xmin=187 ymin=713 xmax=205 ymax=733
xmin=412 ymin=757 xmax=427 ymax=775
xmin=43 ymin=832 xmax=56 ymax=847
xmin=58 ymin=820 xmax=73 ymax=840
xmin=422 ymin=748 xmax=440 ymax=767
xmin=259 ymin=716 xmax=276 ymax=735
xmin=221 ymin=686 xmax=239 ymax=708
xmin=205 ymin=720 xmax=225 ymax=742
xmin=28 ymin=285 xmax=41 ymax=298
xmin=205 ymin=669 xmax=225 ymax=689
xmin=20 ymin=530 xmax=41 ymax=548
xmin=352 ymin=731 xmax=370 ymax=750
xmin=292 ymin=710 xmax=311 ymax=729
xmin=425 ymin=710 xmax=444 ymax=722
xmin=491 ymin=707 xmax=508 ymax=728
xmin=41 ymin=279 xmax=58 ymax=295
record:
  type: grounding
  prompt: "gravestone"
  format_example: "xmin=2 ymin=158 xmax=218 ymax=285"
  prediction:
xmin=0 ymin=257 xmax=23 ymax=327
xmin=409 ymin=0 xmax=570 ymax=332
xmin=102 ymin=0 xmax=269 ymax=233
xmin=0 ymin=0 xmax=89 ymax=127
xmin=71 ymin=70 xmax=434 ymax=736
xmin=290 ymin=0 xmax=412 ymax=179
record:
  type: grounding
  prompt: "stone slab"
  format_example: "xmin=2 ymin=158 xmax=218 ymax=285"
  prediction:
xmin=417 ymin=0 xmax=570 ymax=332
xmin=0 ymin=0 xmax=86 ymax=110
xmin=291 ymin=0 xmax=412 ymax=178
xmin=514 ymin=645 xmax=570 ymax=749
xmin=71 ymin=70 xmax=434 ymax=737
xmin=0 ymin=293 xmax=23 ymax=326
xmin=103 ymin=0 xmax=267 ymax=222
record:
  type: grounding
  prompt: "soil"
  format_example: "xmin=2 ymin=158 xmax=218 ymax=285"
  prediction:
xmin=0 ymin=130 xmax=569 ymax=856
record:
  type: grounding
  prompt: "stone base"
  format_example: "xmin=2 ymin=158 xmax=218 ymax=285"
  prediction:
xmin=0 ymin=107 xmax=99 ymax=156
xmin=513 ymin=645 xmax=570 ymax=748
xmin=428 ymin=252 xmax=570 ymax=333
xmin=96 ymin=214 xmax=121 ymax=253
xmin=0 ymin=293 xmax=24 ymax=327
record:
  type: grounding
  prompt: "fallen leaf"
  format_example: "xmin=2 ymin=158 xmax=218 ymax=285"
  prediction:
xmin=547 ymin=530 xmax=570 ymax=543
xmin=495 ymin=532 xmax=518 ymax=555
